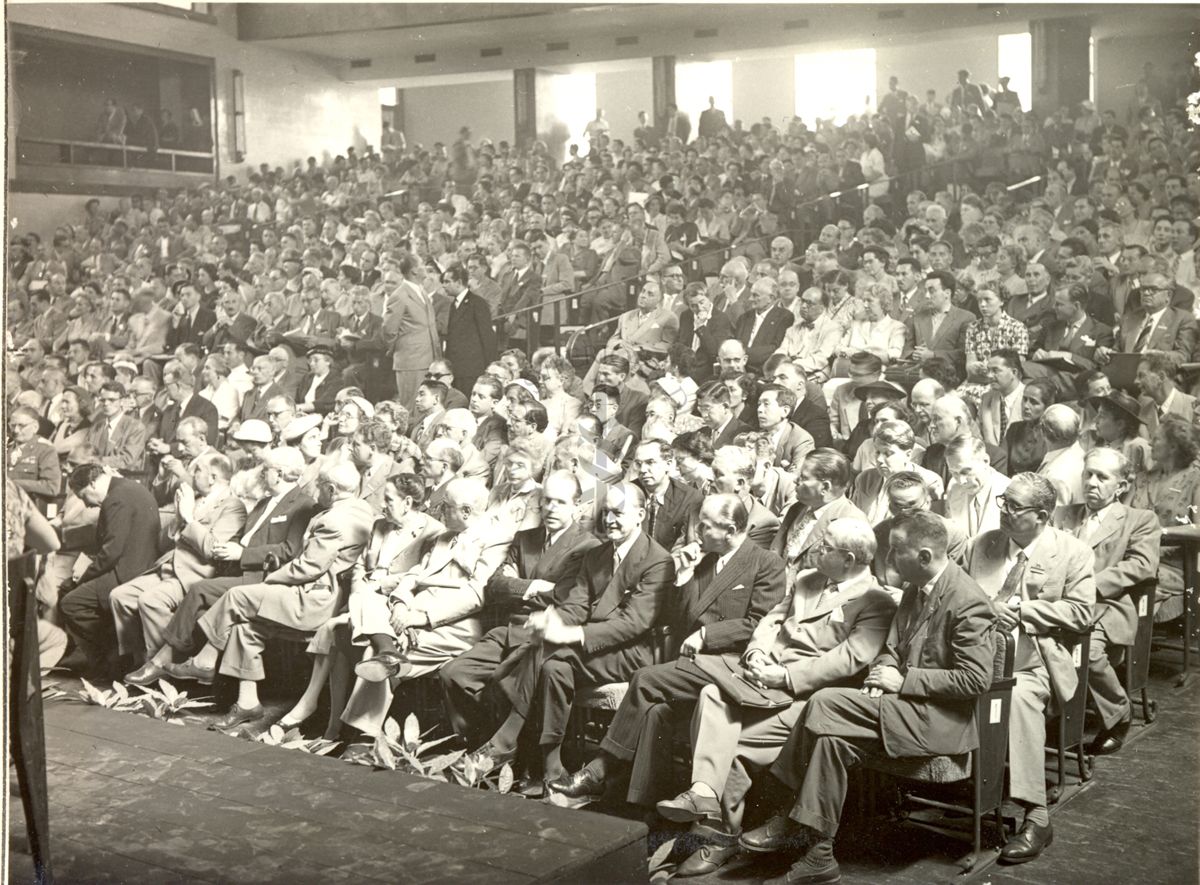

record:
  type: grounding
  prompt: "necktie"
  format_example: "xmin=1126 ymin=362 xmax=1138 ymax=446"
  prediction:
xmin=970 ymin=494 xmax=984 ymax=536
xmin=96 ymin=421 xmax=111 ymax=454
xmin=998 ymin=396 xmax=1009 ymax=442
xmin=997 ymin=551 xmax=1028 ymax=603
xmin=1133 ymin=318 xmax=1152 ymax=352
xmin=645 ymin=497 xmax=660 ymax=539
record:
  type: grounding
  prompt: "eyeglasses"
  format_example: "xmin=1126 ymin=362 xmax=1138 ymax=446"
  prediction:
xmin=995 ymin=495 xmax=1040 ymax=516
xmin=815 ymin=540 xmax=851 ymax=556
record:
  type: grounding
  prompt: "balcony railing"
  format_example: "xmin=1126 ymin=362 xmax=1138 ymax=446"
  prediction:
xmin=16 ymin=136 xmax=215 ymax=175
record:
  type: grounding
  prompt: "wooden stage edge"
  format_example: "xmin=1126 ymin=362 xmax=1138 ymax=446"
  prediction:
xmin=20 ymin=701 xmax=648 ymax=885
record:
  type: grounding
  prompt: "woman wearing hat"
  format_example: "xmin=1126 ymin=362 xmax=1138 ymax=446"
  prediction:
xmin=1089 ymin=391 xmax=1152 ymax=481
xmin=281 ymin=413 xmax=326 ymax=500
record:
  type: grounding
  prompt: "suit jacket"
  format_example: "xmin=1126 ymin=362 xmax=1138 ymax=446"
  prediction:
xmin=9 ymin=438 xmax=62 ymax=504
xmin=599 ymin=421 xmax=636 ymax=464
xmin=202 ymin=313 xmax=257 ymax=351
xmin=678 ymin=308 xmax=733 ymax=382
xmin=358 ymin=454 xmax=403 ymax=511
xmin=444 ymin=292 xmax=498 ymax=390
xmin=341 ymin=310 xmax=385 ymax=350
xmin=873 ymin=513 xmax=968 ymax=586
xmin=643 ymin=476 xmax=704 ymax=551
xmin=168 ymin=485 xmax=247 ymax=587
xmin=1138 ymin=389 xmax=1196 ymax=438
xmin=78 ymin=478 xmax=162 ymax=586
xmin=941 ymin=468 xmax=1009 ymax=538
xmin=1033 ymin=315 xmax=1113 ymax=370
xmin=289 ymin=308 xmax=342 ymax=341
xmin=713 ymin=285 xmax=749 ymax=326
xmin=166 ymin=306 xmax=216 ymax=349
xmin=557 ymin=530 xmax=674 ymax=661
xmin=127 ymin=306 xmax=171 ymax=358
xmin=255 ymin=497 xmax=377 ymax=632
xmin=673 ymin=540 xmax=786 ymax=654
xmin=1067 ymin=503 xmax=1160 ymax=646
xmin=735 ymin=306 xmax=795 ymax=372
xmin=158 ymin=394 xmax=219 ymax=447
xmin=237 ymin=382 xmax=284 ymax=425
xmin=746 ymin=567 xmax=896 ymax=697
xmin=788 ymin=398 xmax=833 ymax=450
xmin=349 ymin=513 xmax=445 ymax=596
xmin=922 ymin=438 xmax=1009 ymax=488
xmin=472 ymin=413 xmax=509 ymax=467
xmin=294 ymin=370 xmax=343 ymax=416
xmin=486 ymin=522 xmax=603 ymax=628
xmin=978 ymin=384 xmax=1025 ymax=449
xmin=1118 ymin=306 xmax=1197 ymax=360
xmin=612 ymin=307 xmax=679 ymax=349
xmin=235 ymin=486 xmax=318 ymax=581
xmin=675 ymin=496 xmax=780 ymax=557
xmin=615 ymin=388 xmax=650 ymax=437
xmin=711 ymin=418 xmax=752 ymax=450
xmin=495 ymin=265 xmax=542 ymax=337
xmin=771 ymin=496 xmax=867 ymax=572
xmin=767 ymin=421 xmax=815 ymax=472
xmin=537 ymin=252 xmax=576 ymax=327
xmin=1006 ymin=292 xmax=1056 ymax=344
xmin=964 ymin=527 xmax=1096 ymax=706
xmin=383 ymin=280 xmax=442 ymax=372
xmin=872 ymin=560 xmax=996 ymax=757
xmin=403 ymin=517 xmax=513 ymax=636
xmin=137 ymin=404 xmax=162 ymax=441
xmin=84 ymin=413 xmax=149 ymax=476
xmin=904 ymin=306 xmax=975 ymax=366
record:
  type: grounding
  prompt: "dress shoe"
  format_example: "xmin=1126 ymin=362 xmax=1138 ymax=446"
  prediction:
xmin=675 ymin=843 xmax=740 ymax=878
xmin=354 ymin=651 xmax=412 ymax=683
xmin=514 ymin=775 xmax=547 ymax=799
xmin=999 ymin=820 xmax=1053 ymax=864
xmin=124 ymin=662 xmax=170 ymax=687
xmin=164 ymin=660 xmax=215 ymax=685
xmin=656 ymin=789 xmax=721 ymax=823
xmin=209 ymin=703 xmax=266 ymax=732
xmin=1088 ymin=718 xmax=1130 ymax=756
xmin=546 ymin=766 xmax=606 ymax=802
xmin=739 ymin=815 xmax=809 ymax=853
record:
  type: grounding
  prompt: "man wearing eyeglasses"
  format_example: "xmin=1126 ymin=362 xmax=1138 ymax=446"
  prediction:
xmin=1107 ymin=271 xmax=1197 ymax=362
xmin=84 ymin=380 xmax=148 ymax=478
xmin=963 ymin=472 xmax=1096 ymax=865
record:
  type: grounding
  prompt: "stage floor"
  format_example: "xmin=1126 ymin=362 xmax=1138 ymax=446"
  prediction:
xmin=9 ymin=660 xmax=1199 ymax=884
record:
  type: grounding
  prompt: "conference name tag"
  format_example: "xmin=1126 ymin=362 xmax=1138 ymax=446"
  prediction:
xmin=1072 ymin=645 xmax=1082 ymax=667
xmin=270 ymin=515 xmax=288 ymax=523
xmin=1138 ymin=596 xmax=1149 ymax=617
xmin=989 ymin=698 xmax=1003 ymax=724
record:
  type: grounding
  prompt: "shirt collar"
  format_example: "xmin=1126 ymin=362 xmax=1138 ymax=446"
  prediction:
xmin=614 ymin=529 xmax=641 ymax=563
xmin=919 ymin=561 xmax=949 ymax=596
xmin=1008 ymin=530 xmax=1045 ymax=561
xmin=1161 ymin=387 xmax=1177 ymax=412
xmin=1087 ymin=501 xmax=1116 ymax=524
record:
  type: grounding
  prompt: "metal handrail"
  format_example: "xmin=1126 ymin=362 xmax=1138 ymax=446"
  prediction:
xmin=18 ymin=135 xmax=215 ymax=158
xmin=494 ymin=152 xmax=1018 ymax=326
xmin=16 ymin=135 xmax=216 ymax=175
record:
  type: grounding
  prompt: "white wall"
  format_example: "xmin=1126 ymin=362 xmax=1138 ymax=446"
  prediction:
xmin=7 ymin=4 xmax=381 ymax=178
xmin=596 ymin=66 xmax=653 ymax=144
xmin=875 ymin=31 xmax=1005 ymax=105
xmin=9 ymin=193 xmax=120 ymax=243
xmin=731 ymin=55 xmax=794 ymax=128
xmin=402 ymin=79 xmax=514 ymax=149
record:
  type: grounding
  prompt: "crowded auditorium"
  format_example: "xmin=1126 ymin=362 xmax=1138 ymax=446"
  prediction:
xmin=6 ymin=3 xmax=1200 ymax=883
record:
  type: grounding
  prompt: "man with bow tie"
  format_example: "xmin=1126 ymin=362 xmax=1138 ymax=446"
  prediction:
xmin=547 ymin=493 xmax=785 ymax=811
xmin=963 ymin=472 xmax=1095 ymax=865
xmin=778 ymin=287 xmax=841 ymax=383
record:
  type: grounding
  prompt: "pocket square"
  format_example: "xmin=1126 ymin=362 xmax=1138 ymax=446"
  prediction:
xmin=269 ymin=515 xmax=288 ymax=523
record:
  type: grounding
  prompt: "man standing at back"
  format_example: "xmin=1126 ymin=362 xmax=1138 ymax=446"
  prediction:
xmin=384 ymin=255 xmax=440 ymax=409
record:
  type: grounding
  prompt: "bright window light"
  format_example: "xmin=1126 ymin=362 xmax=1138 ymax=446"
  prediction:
xmin=545 ymin=72 xmax=597 ymax=157
xmin=1088 ymin=35 xmax=1096 ymax=104
xmin=998 ymin=32 xmax=1032 ymax=111
xmin=676 ymin=60 xmax=733 ymax=124
xmin=794 ymin=48 xmax=875 ymax=125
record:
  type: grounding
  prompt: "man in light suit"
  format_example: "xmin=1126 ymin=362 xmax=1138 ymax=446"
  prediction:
xmin=1134 ymin=350 xmax=1196 ymax=438
xmin=1067 ymin=448 xmax=1160 ymax=756
xmin=126 ymin=286 xmax=171 ymax=361
xmin=165 ymin=461 xmax=375 ymax=732
xmin=115 ymin=453 xmax=247 ymax=674
xmin=84 ymin=381 xmax=148 ymax=478
xmin=476 ymin=482 xmax=673 ymax=785
xmin=384 ymin=255 xmax=441 ymax=409
xmin=964 ymin=472 xmax=1096 ymax=864
xmin=440 ymin=471 xmax=602 ymax=752
xmin=943 ymin=435 xmax=1010 ymax=538
xmin=734 ymin=278 xmax=794 ymax=374
xmin=548 ymin=493 xmax=785 ymax=809
xmin=772 ymin=449 xmax=866 ymax=573
xmin=903 ymin=271 xmax=974 ymax=368
xmin=340 ymin=477 xmax=511 ymax=737
xmin=1037 ymin=404 xmax=1088 ymax=528
xmin=738 ymin=512 xmax=994 ymax=884
xmin=660 ymin=518 xmax=895 ymax=877
xmin=979 ymin=350 xmax=1025 ymax=449
xmin=1105 ymin=272 xmax=1197 ymax=363
xmin=286 ymin=289 xmax=341 ymax=341
xmin=607 ymin=280 xmax=680 ymax=352
xmin=349 ymin=422 xmax=403 ymax=512
xmin=758 ymin=384 xmax=815 ymax=471
xmin=532 ymin=234 xmax=576 ymax=345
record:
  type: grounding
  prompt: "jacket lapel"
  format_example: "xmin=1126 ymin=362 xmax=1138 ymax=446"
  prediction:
xmin=1087 ymin=504 xmax=1125 ymax=551
xmin=690 ymin=541 xmax=752 ymax=620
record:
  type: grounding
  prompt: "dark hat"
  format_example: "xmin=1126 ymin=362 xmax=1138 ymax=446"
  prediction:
xmin=307 ymin=343 xmax=334 ymax=359
xmin=1088 ymin=390 xmax=1142 ymax=426
xmin=854 ymin=380 xmax=906 ymax=402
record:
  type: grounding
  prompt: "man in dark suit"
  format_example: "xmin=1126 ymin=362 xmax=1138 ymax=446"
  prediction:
xmin=136 ymin=446 xmax=318 ymax=676
xmin=439 ymin=471 xmax=603 ymax=752
xmin=920 ymin=393 xmax=1008 ymax=487
xmin=549 ymin=493 xmax=786 ymax=808
xmin=771 ymin=449 xmax=866 ymax=573
xmin=154 ymin=360 xmax=219 ymax=448
xmin=632 ymin=439 xmax=703 ymax=551
xmin=442 ymin=263 xmax=497 ymax=395
xmin=1031 ymin=283 xmax=1114 ymax=372
xmin=165 ymin=283 xmax=216 ymax=349
xmin=673 ymin=445 xmax=781 ymax=566
xmin=495 ymin=242 xmax=542 ymax=347
xmin=235 ymin=355 xmax=284 ymax=428
xmin=294 ymin=344 xmax=343 ymax=416
xmin=738 ymin=512 xmax=994 ymax=883
xmin=679 ymin=286 xmax=733 ymax=384
xmin=201 ymin=291 xmax=257 ymax=352
xmin=337 ymin=289 xmax=388 ymax=397
xmin=1067 ymin=448 xmax=1160 ymax=756
xmin=904 ymin=271 xmax=975 ymax=369
xmin=476 ymin=481 xmax=674 ymax=787
xmin=767 ymin=359 xmax=834 ymax=450
xmin=130 ymin=376 xmax=163 ymax=442
xmin=698 ymin=381 xmax=751 ymax=449
xmin=735 ymin=279 xmax=795 ymax=373
xmin=57 ymin=464 xmax=163 ymax=677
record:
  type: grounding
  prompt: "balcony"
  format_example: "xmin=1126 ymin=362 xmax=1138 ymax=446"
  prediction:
xmin=12 ymin=137 xmax=215 ymax=195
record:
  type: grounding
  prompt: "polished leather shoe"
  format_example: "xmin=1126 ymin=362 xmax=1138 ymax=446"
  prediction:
xmin=209 ymin=703 xmax=266 ymax=732
xmin=1088 ymin=718 xmax=1130 ymax=756
xmin=514 ymin=775 xmax=547 ymax=799
xmin=354 ymin=651 xmax=412 ymax=683
xmin=657 ymin=789 xmax=721 ymax=823
xmin=164 ymin=660 xmax=215 ymax=685
xmin=547 ymin=766 xmax=606 ymax=802
xmin=675 ymin=843 xmax=739 ymax=878
xmin=999 ymin=820 xmax=1053 ymax=864
xmin=124 ymin=662 xmax=169 ymax=687
xmin=739 ymin=815 xmax=809 ymax=854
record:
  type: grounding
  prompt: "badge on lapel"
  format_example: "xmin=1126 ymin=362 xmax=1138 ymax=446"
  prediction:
xmin=1026 ymin=563 xmax=1046 ymax=597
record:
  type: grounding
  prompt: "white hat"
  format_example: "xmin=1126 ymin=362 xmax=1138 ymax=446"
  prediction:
xmin=232 ymin=419 xmax=273 ymax=444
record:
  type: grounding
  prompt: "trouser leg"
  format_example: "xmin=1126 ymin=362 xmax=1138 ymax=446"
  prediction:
xmin=439 ymin=629 xmax=507 ymax=747
xmin=109 ymin=573 xmax=162 ymax=658
xmin=138 ymin=578 xmax=186 ymax=659
xmin=59 ymin=573 xmax=120 ymax=667
xmin=1088 ymin=620 xmax=1131 ymax=730
xmin=162 ymin=576 xmax=239 ymax=654
xmin=598 ymin=660 xmax=713 ymax=760
xmin=538 ymin=658 xmax=579 ymax=747
xmin=1009 ymin=667 xmax=1052 ymax=808
xmin=219 ymin=620 xmax=269 ymax=682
